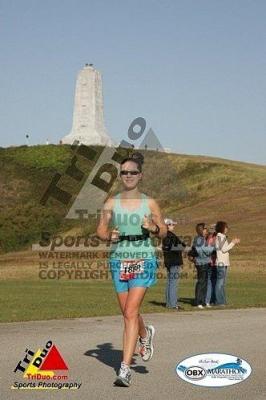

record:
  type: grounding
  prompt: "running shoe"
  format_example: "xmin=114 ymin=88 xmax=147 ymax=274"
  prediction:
xmin=197 ymin=305 xmax=204 ymax=309
xmin=139 ymin=325 xmax=155 ymax=362
xmin=114 ymin=364 xmax=132 ymax=387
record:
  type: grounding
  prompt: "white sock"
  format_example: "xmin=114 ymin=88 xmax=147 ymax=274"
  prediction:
xmin=121 ymin=361 xmax=130 ymax=370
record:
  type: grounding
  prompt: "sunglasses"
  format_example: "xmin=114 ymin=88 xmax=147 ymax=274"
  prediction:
xmin=120 ymin=170 xmax=140 ymax=176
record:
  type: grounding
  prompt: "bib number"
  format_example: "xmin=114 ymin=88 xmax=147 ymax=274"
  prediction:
xmin=119 ymin=259 xmax=145 ymax=281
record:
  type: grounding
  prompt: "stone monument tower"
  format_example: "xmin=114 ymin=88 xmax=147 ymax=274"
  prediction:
xmin=62 ymin=64 xmax=112 ymax=146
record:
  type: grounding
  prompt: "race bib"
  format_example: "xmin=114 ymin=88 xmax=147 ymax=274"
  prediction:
xmin=119 ymin=259 xmax=145 ymax=281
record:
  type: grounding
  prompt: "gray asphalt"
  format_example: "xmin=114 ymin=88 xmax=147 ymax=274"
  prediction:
xmin=0 ymin=308 xmax=265 ymax=400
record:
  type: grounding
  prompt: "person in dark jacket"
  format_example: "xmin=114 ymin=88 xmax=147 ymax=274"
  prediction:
xmin=162 ymin=218 xmax=186 ymax=310
xmin=192 ymin=223 xmax=215 ymax=308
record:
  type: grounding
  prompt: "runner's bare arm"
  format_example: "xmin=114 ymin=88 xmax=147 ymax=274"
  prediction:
xmin=96 ymin=197 xmax=115 ymax=241
xmin=147 ymin=198 xmax=167 ymax=238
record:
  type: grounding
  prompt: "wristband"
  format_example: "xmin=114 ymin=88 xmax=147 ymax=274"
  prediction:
xmin=141 ymin=225 xmax=150 ymax=235
xmin=141 ymin=224 xmax=160 ymax=235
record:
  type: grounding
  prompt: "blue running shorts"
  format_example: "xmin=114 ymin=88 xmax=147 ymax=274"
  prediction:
xmin=109 ymin=257 xmax=159 ymax=293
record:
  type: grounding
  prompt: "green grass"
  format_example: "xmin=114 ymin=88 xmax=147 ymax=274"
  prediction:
xmin=1 ymin=272 xmax=266 ymax=323
xmin=0 ymin=144 xmax=74 ymax=170
xmin=0 ymin=145 xmax=103 ymax=252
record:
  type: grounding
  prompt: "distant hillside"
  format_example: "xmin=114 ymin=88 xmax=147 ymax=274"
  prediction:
xmin=0 ymin=145 xmax=265 ymax=256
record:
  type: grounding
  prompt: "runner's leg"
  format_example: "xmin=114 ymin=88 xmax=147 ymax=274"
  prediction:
xmin=122 ymin=287 xmax=147 ymax=365
xmin=117 ymin=292 xmax=147 ymax=348
xmin=117 ymin=292 xmax=128 ymax=355
xmin=138 ymin=314 xmax=147 ymax=338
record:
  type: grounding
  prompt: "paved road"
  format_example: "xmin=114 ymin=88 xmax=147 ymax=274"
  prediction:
xmin=0 ymin=308 xmax=265 ymax=400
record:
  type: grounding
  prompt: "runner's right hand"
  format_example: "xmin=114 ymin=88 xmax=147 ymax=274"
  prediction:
xmin=232 ymin=238 xmax=240 ymax=244
xmin=110 ymin=226 xmax=120 ymax=242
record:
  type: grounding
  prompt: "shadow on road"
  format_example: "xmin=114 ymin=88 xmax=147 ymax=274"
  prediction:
xmin=149 ymin=298 xmax=195 ymax=307
xmin=148 ymin=301 xmax=166 ymax=307
xmin=84 ymin=342 xmax=149 ymax=374
xmin=178 ymin=297 xmax=195 ymax=305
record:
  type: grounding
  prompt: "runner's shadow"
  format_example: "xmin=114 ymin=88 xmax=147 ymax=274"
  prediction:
xmin=84 ymin=343 xmax=148 ymax=374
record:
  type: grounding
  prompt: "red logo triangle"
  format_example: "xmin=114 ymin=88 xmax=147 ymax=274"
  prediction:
xmin=39 ymin=345 xmax=68 ymax=370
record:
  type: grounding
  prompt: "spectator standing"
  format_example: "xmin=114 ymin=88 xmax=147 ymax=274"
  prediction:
xmin=215 ymin=221 xmax=240 ymax=306
xmin=205 ymin=225 xmax=217 ymax=307
xmin=162 ymin=218 xmax=186 ymax=310
xmin=192 ymin=223 xmax=215 ymax=309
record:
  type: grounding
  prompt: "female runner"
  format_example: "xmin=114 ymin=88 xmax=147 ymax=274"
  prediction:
xmin=97 ymin=152 xmax=167 ymax=386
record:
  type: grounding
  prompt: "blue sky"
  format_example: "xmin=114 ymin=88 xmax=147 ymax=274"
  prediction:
xmin=0 ymin=0 xmax=265 ymax=164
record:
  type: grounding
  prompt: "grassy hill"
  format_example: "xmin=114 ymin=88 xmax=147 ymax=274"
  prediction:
xmin=0 ymin=144 xmax=266 ymax=322
xmin=0 ymin=144 xmax=265 ymax=256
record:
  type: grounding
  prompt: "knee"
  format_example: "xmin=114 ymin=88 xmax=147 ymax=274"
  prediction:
xmin=123 ymin=307 xmax=138 ymax=321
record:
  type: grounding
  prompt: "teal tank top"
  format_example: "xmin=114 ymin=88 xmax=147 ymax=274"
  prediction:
xmin=109 ymin=193 xmax=156 ymax=261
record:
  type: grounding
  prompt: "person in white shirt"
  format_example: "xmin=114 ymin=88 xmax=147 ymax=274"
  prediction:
xmin=215 ymin=221 xmax=240 ymax=305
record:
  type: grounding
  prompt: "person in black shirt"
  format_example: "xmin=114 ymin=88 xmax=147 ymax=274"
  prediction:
xmin=162 ymin=218 xmax=186 ymax=310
